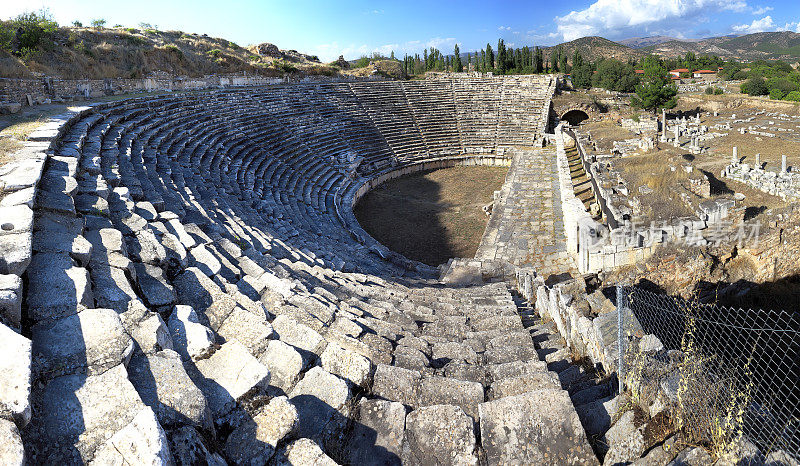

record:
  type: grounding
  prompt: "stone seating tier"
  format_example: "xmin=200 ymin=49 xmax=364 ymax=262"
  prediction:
xmin=0 ymin=76 xmax=609 ymax=466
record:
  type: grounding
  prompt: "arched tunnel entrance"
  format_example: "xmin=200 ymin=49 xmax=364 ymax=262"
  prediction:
xmin=561 ymin=109 xmax=590 ymax=126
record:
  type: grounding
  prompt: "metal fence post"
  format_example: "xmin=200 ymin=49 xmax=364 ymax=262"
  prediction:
xmin=616 ymin=284 xmax=625 ymax=395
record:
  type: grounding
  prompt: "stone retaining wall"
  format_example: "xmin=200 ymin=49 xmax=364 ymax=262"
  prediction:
xmin=0 ymin=73 xmax=382 ymax=107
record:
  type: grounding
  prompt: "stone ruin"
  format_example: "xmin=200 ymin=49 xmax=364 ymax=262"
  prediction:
xmin=0 ymin=73 xmax=791 ymax=465
xmin=723 ymin=148 xmax=800 ymax=202
xmin=561 ymin=111 xmax=746 ymax=274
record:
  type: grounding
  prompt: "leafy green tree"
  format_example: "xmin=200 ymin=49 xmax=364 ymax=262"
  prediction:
xmin=767 ymin=77 xmax=798 ymax=96
xmin=90 ymin=18 xmax=106 ymax=28
xmin=741 ymin=76 xmax=768 ymax=96
xmin=593 ymin=59 xmax=638 ymax=92
xmin=571 ymin=55 xmax=593 ymax=89
xmin=72 ymin=20 xmax=82 ymax=27
xmin=453 ymin=44 xmax=463 ymax=72
xmin=559 ymin=50 xmax=568 ymax=74
xmin=485 ymin=43 xmax=494 ymax=71
xmin=631 ymin=56 xmax=677 ymax=111
xmin=550 ymin=49 xmax=558 ymax=72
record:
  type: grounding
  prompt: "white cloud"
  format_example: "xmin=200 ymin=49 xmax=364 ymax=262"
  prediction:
xmin=732 ymin=15 xmax=775 ymax=33
xmin=751 ymin=5 xmax=773 ymax=15
xmin=555 ymin=0 xmax=749 ymax=41
xmin=498 ymin=26 xmax=512 ymax=31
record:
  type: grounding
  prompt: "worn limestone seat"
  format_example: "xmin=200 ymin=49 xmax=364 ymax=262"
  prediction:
xmin=0 ymin=76 xmax=603 ymax=465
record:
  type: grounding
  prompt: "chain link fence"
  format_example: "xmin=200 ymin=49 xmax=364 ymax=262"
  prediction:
xmin=617 ymin=285 xmax=800 ymax=460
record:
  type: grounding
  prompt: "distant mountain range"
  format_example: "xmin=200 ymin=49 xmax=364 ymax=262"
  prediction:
xmin=619 ymin=36 xmax=691 ymax=48
xmin=544 ymin=31 xmax=800 ymax=63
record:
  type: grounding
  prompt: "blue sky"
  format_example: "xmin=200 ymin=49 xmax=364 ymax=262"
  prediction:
xmin=2 ymin=0 xmax=799 ymax=61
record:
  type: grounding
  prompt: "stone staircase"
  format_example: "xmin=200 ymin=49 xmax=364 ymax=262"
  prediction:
xmin=565 ymin=144 xmax=600 ymax=219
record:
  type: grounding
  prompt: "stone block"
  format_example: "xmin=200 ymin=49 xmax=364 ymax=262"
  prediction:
xmin=479 ymin=389 xmax=598 ymax=465
xmin=127 ymin=350 xmax=212 ymax=430
xmin=90 ymin=407 xmax=173 ymax=465
xmin=0 ymin=274 xmax=22 ymax=329
xmin=224 ymin=395 xmax=297 ymax=465
xmin=346 ymin=399 xmax=405 ymax=466
xmin=402 ymin=404 xmax=477 ymax=465
xmin=31 ymin=307 xmax=133 ymax=381
xmin=0 ymin=322 xmax=31 ymax=426
xmin=167 ymin=305 xmax=215 ymax=361
xmin=191 ymin=340 xmax=271 ymax=418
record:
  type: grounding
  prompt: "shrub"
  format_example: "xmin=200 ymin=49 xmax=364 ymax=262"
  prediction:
xmin=353 ymin=56 xmax=371 ymax=68
xmin=275 ymin=59 xmax=296 ymax=73
xmin=75 ymin=40 xmax=93 ymax=58
xmin=784 ymin=91 xmax=800 ymax=102
xmin=714 ymin=87 xmax=724 ymax=95
xmin=769 ymin=89 xmax=785 ymax=100
xmin=125 ymin=27 xmax=136 ymax=34
xmin=207 ymin=49 xmax=221 ymax=58
xmin=705 ymin=86 xmax=714 ymax=95
xmin=164 ymin=44 xmax=182 ymax=58
xmin=740 ymin=76 xmax=768 ymax=96
xmin=72 ymin=20 xmax=83 ymax=27
xmin=3 ymin=9 xmax=59 ymax=57
xmin=90 ymin=18 xmax=106 ymax=28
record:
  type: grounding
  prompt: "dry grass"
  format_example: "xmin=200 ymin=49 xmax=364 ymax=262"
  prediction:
xmin=0 ymin=116 xmax=50 ymax=164
xmin=614 ymin=150 xmax=696 ymax=220
xmin=2 ymin=27 xmax=336 ymax=79
xmin=354 ymin=166 xmax=507 ymax=266
xmin=582 ymin=119 xmax=640 ymax=152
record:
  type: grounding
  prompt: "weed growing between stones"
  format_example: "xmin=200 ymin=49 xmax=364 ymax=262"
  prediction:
xmin=672 ymin=306 xmax=756 ymax=461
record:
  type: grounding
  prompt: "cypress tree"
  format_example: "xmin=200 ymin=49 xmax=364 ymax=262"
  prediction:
xmin=497 ymin=39 xmax=507 ymax=74
xmin=560 ymin=51 xmax=568 ymax=74
xmin=534 ymin=47 xmax=543 ymax=73
xmin=454 ymin=44 xmax=463 ymax=72
xmin=486 ymin=43 xmax=494 ymax=71
xmin=550 ymin=48 xmax=558 ymax=72
xmin=467 ymin=52 xmax=471 ymax=72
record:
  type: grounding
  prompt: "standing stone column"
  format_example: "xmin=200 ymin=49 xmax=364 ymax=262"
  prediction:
xmin=673 ymin=126 xmax=680 ymax=147
xmin=781 ymin=154 xmax=787 ymax=174
xmin=732 ymin=147 xmax=738 ymax=164
xmin=755 ymin=153 xmax=761 ymax=169
xmin=660 ymin=109 xmax=667 ymax=142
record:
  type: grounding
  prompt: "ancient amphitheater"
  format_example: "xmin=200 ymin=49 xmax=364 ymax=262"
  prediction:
xmin=0 ymin=73 xmax=775 ymax=465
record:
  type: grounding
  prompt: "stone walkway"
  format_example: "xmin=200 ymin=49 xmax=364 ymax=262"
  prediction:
xmin=476 ymin=148 xmax=576 ymax=276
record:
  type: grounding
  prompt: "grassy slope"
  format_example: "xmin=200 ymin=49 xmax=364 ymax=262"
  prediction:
xmin=0 ymin=26 xmax=336 ymax=79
